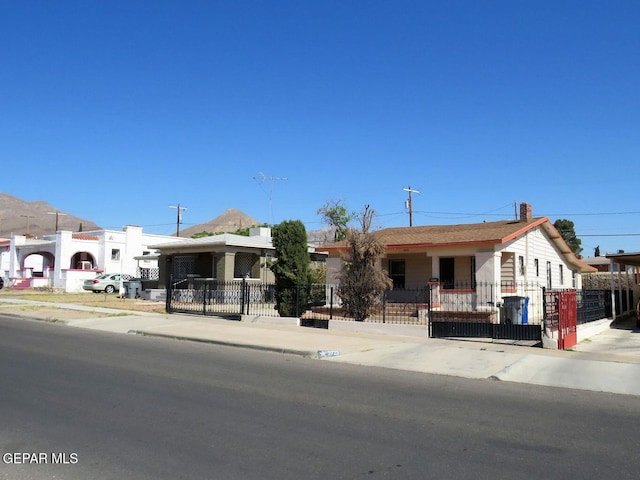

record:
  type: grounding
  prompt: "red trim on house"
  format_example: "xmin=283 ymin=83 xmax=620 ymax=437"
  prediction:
xmin=72 ymin=234 xmax=99 ymax=241
xmin=499 ymin=217 xmax=548 ymax=243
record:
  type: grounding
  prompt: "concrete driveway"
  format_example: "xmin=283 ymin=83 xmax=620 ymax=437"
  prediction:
xmin=572 ymin=316 xmax=640 ymax=360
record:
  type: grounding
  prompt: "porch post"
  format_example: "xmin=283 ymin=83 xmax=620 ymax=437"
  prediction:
xmin=217 ymin=251 xmax=235 ymax=282
xmin=8 ymin=235 xmax=24 ymax=278
xmin=609 ymin=259 xmax=616 ymax=320
xmin=475 ymin=250 xmax=501 ymax=307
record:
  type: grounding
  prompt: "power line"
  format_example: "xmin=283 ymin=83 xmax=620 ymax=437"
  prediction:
xmin=577 ymin=233 xmax=640 ymax=237
xmin=403 ymin=186 xmax=421 ymax=227
xmin=168 ymin=203 xmax=187 ymax=237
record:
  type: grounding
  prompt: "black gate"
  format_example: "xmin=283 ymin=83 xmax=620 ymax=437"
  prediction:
xmin=429 ymin=321 xmax=542 ymax=341
xmin=166 ymin=277 xmax=278 ymax=317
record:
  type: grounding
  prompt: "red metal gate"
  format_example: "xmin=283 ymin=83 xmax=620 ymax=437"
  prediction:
xmin=557 ymin=290 xmax=577 ymax=349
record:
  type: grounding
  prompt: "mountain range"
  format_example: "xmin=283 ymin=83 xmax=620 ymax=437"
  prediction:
xmin=0 ymin=193 xmax=100 ymax=239
xmin=0 ymin=193 xmax=332 ymax=244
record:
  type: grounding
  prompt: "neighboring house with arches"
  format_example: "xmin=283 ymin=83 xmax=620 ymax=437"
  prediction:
xmin=1 ymin=238 xmax=10 ymax=281
xmin=7 ymin=226 xmax=182 ymax=292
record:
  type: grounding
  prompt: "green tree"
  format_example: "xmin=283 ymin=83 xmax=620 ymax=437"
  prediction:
xmin=554 ymin=219 xmax=583 ymax=256
xmin=190 ymin=223 xmax=270 ymax=239
xmin=191 ymin=231 xmax=214 ymax=238
xmin=337 ymin=205 xmax=392 ymax=321
xmin=317 ymin=199 xmax=353 ymax=242
xmin=270 ymin=220 xmax=311 ymax=317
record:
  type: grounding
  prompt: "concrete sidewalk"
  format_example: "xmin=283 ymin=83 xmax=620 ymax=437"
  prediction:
xmin=2 ymin=297 xmax=640 ymax=396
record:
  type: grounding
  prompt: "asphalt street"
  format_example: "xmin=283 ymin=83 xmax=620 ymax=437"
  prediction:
xmin=2 ymin=296 xmax=640 ymax=397
xmin=2 ymin=317 xmax=640 ymax=480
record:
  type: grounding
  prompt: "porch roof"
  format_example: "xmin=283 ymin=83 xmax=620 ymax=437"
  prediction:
xmin=605 ymin=252 xmax=640 ymax=267
xmin=317 ymin=217 xmax=596 ymax=273
xmin=148 ymin=233 xmax=273 ymax=254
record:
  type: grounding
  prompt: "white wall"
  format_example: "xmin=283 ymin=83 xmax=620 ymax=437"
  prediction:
xmin=503 ymin=227 xmax=575 ymax=288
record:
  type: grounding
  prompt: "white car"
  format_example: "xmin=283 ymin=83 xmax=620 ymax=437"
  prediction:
xmin=82 ymin=273 xmax=132 ymax=294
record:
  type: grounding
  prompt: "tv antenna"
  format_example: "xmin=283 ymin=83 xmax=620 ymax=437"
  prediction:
xmin=403 ymin=185 xmax=421 ymax=227
xmin=253 ymin=172 xmax=287 ymax=224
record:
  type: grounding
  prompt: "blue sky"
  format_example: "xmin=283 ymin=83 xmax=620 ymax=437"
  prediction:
xmin=1 ymin=0 xmax=638 ymax=256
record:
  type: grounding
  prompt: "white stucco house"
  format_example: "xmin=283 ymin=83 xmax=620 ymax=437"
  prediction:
xmin=1 ymin=238 xmax=10 ymax=281
xmin=317 ymin=203 xmax=597 ymax=324
xmin=7 ymin=226 xmax=186 ymax=292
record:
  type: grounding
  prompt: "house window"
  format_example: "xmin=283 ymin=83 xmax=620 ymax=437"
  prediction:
xmin=559 ymin=265 xmax=564 ymax=285
xmin=234 ymin=253 xmax=253 ymax=278
xmin=518 ymin=256 xmax=525 ymax=276
xmin=173 ymin=255 xmax=195 ymax=282
xmin=440 ymin=258 xmax=455 ymax=289
xmin=535 ymin=259 xmax=539 ymax=277
xmin=547 ymin=261 xmax=552 ymax=289
xmin=388 ymin=260 xmax=405 ymax=288
xmin=501 ymin=253 xmax=515 ymax=289
xmin=111 ymin=249 xmax=120 ymax=261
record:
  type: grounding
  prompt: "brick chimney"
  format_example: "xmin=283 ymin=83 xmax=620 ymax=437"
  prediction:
xmin=520 ymin=202 xmax=532 ymax=221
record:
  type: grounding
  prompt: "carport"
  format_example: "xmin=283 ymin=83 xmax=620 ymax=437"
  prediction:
xmin=605 ymin=252 xmax=640 ymax=320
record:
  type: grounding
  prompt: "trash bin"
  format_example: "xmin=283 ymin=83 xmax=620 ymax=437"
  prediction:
xmin=503 ymin=296 xmax=528 ymax=324
xmin=126 ymin=280 xmax=142 ymax=299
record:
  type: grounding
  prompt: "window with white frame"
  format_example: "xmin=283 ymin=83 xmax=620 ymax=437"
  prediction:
xmin=111 ymin=249 xmax=120 ymax=261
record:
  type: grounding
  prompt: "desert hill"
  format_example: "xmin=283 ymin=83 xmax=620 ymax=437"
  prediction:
xmin=179 ymin=208 xmax=261 ymax=238
xmin=0 ymin=193 xmax=331 ymax=245
xmin=0 ymin=192 xmax=101 ymax=239
xmin=181 ymin=209 xmax=333 ymax=245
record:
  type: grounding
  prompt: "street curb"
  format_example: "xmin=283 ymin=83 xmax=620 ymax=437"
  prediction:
xmin=0 ymin=311 xmax=69 ymax=325
xmin=128 ymin=329 xmax=318 ymax=358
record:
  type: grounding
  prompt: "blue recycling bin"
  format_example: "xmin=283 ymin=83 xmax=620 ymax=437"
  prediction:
xmin=503 ymin=296 xmax=528 ymax=324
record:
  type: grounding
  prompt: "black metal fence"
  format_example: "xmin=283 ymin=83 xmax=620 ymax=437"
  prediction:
xmin=166 ymin=278 xmax=277 ymax=317
xmin=165 ymin=279 xmax=608 ymax=329
xmin=576 ymin=290 xmax=607 ymax=324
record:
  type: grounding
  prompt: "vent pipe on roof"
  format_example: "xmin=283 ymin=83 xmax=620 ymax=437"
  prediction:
xmin=520 ymin=203 xmax=532 ymax=221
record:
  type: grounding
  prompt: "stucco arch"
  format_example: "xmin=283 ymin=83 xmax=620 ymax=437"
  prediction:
xmin=70 ymin=251 xmax=97 ymax=270
xmin=21 ymin=251 xmax=55 ymax=277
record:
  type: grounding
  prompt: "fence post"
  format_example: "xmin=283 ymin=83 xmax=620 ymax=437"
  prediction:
xmin=240 ymin=278 xmax=246 ymax=315
xmin=382 ymin=290 xmax=387 ymax=323
xmin=165 ymin=273 xmax=173 ymax=314
xmin=202 ymin=280 xmax=207 ymax=315
xmin=329 ymin=286 xmax=334 ymax=320
xmin=427 ymin=283 xmax=432 ymax=337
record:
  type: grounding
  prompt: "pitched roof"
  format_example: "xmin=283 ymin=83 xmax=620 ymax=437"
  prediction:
xmin=318 ymin=217 xmax=596 ymax=273
xmin=319 ymin=218 xmax=547 ymax=251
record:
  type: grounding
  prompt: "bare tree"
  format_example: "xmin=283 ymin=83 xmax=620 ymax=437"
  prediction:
xmin=337 ymin=205 xmax=392 ymax=322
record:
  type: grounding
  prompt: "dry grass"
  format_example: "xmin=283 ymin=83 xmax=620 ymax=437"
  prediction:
xmin=0 ymin=288 xmax=166 ymax=314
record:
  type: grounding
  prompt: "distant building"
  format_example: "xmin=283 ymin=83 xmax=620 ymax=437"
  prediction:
xmin=7 ymin=226 xmax=184 ymax=292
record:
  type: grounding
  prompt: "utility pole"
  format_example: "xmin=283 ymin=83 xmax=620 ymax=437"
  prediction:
xmin=21 ymin=214 xmax=35 ymax=237
xmin=253 ymin=172 xmax=287 ymax=225
xmin=168 ymin=204 xmax=187 ymax=237
xmin=403 ymin=186 xmax=421 ymax=227
xmin=47 ymin=211 xmax=68 ymax=232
